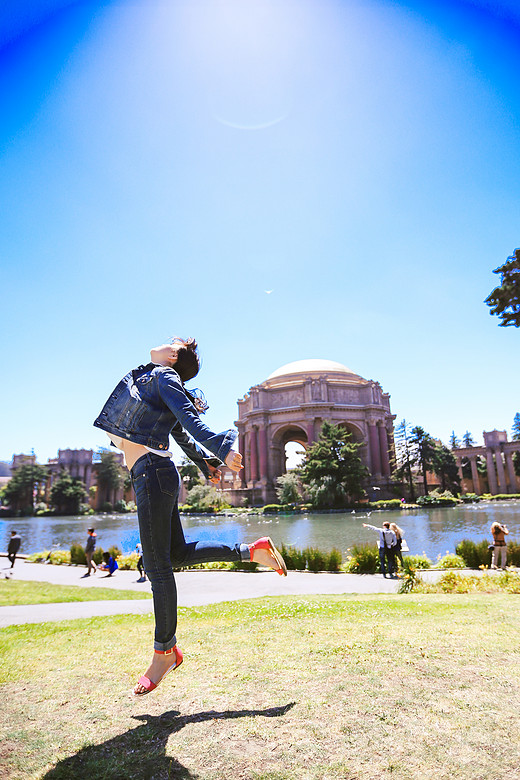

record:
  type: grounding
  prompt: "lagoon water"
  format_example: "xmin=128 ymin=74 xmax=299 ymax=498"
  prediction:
xmin=2 ymin=501 xmax=520 ymax=561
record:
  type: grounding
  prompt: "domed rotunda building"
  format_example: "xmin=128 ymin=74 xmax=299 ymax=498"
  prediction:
xmin=234 ymin=359 xmax=395 ymax=505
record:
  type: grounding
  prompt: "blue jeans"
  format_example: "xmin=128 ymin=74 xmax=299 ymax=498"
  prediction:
xmin=131 ymin=453 xmax=249 ymax=651
xmin=379 ymin=547 xmax=395 ymax=577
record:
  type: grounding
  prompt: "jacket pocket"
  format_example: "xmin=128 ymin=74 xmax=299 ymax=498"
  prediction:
xmin=156 ymin=466 xmax=179 ymax=497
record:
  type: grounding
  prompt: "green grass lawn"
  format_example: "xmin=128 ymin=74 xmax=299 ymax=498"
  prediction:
xmin=0 ymin=580 xmax=151 ymax=606
xmin=1 ymin=593 xmax=519 ymax=779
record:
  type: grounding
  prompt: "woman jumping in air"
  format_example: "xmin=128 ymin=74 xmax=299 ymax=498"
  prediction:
xmin=94 ymin=337 xmax=286 ymax=696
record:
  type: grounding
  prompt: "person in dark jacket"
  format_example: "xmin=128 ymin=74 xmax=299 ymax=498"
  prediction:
xmin=8 ymin=531 xmax=21 ymax=568
xmin=94 ymin=337 xmax=287 ymax=697
xmin=84 ymin=528 xmax=97 ymax=576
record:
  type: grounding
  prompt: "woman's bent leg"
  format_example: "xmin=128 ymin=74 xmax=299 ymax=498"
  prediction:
xmin=132 ymin=455 xmax=179 ymax=652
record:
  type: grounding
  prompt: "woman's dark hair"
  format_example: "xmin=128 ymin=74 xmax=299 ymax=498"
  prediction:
xmin=173 ymin=337 xmax=200 ymax=382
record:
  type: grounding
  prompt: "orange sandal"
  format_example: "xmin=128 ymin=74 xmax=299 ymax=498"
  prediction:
xmin=133 ymin=645 xmax=183 ymax=696
xmin=249 ymin=537 xmax=287 ymax=576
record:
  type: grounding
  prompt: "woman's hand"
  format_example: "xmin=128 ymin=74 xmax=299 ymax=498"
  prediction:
xmin=225 ymin=450 xmax=243 ymax=473
xmin=206 ymin=463 xmax=222 ymax=484
xmin=150 ymin=344 xmax=179 ymax=366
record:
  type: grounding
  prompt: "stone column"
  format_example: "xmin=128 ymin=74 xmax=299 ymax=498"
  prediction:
xmin=456 ymin=457 xmax=464 ymax=485
xmin=470 ymin=457 xmax=481 ymax=495
xmin=378 ymin=424 xmax=391 ymax=477
xmin=258 ymin=426 xmax=268 ymax=480
xmin=495 ymin=450 xmax=507 ymax=494
xmin=505 ymin=452 xmax=517 ymax=494
xmin=239 ymin=433 xmax=246 ymax=486
xmin=250 ymin=427 xmax=259 ymax=483
xmin=369 ymin=424 xmax=381 ymax=475
xmin=486 ymin=450 xmax=498 ymax=495
xmin=306 ymin=419 xmax=315 ymax=446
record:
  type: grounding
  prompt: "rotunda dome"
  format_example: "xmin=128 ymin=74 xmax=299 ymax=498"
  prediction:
xmin=267 ymin=358 xmax=359 ymax=380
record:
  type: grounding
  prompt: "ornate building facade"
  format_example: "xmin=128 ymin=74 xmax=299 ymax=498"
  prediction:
xmin=233 ymin=359 xmax=395 ymax=505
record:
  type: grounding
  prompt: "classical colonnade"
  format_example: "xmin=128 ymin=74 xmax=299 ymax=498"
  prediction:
xmin=454 ymin=433 xmax=520 ymax=495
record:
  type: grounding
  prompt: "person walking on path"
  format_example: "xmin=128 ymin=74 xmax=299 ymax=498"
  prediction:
xmin=7 ymin=531 xmax=21 ymax=568
xmin=362 ymin=521 xmax=397 ymax=578
xmin=84 ymin=528 xmax=97 ymax=576
xmin=491 ymin=521 xmax=509 ymax=569
xmin=94 ymin=337 xmax=287 ymax=697
xmin=136 ymin=543 xmax=146 ymax=582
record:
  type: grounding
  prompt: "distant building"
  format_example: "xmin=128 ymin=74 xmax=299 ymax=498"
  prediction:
xmin=453 ymin=430 xmax=520 ymax=495
xmin=234 ymin=358 xmax=395 ymax=505
xmin=46 ymin=448 xmax=128 ymax=509
xmin=11 ymin=453 xmax=36 ymax=470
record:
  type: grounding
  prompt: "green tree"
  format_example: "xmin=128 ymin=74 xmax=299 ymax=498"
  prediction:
xmin=462 ymin=431 xmax=475 ymax=448
xmin=512 ymin=414 xmax=520 ymax=477
xmin=49 ymin=470 xmax=87 ymax=515
xmin=392 ymin=419 xmax=416 ymax=502
xmin=410 ymin=426 xmax=436 ymax=496
xmin=298 ymin=421 xmax=368 ymax=508
xmin=95 ymin=450 xmax=125 ymax=505
xmin=512 ymin=413 xmax=520 ymax=441
xmin=178 ymin=457 xmax=202 ymax=491
xmin=485 ymin=248 xmax=520 ymax=327
xmin=449 ymin=431 xmax=460 ymax=449
xmin=184 ymin=484 xmax=230 ymax=512
xmin=2 ymin=463 xmax=48 ymax=514
xmin=275 ymin=472 xmax=303 ymax=505
xmin=432 ymin=444 xmax=461 ymax=494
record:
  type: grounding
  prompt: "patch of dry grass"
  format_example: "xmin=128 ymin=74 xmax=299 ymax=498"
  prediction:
xmin=1 ymin=594 xmax=519 ymax=779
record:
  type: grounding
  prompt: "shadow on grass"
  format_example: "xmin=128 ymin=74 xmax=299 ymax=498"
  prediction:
xmin=43 ymin=702 xmax=296 ymax=779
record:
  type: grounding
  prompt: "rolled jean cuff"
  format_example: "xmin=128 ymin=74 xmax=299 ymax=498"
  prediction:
xmin=239 ymin=543 xmax=251 ymax=562
xmin=154 ymin=636 xmax=177 ymax=653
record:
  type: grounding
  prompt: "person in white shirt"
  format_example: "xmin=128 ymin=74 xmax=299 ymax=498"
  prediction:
xmin=362 ymin=521 xmax=397 ymax=578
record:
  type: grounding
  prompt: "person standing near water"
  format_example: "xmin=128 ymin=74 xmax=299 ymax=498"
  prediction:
xmin=94 ymin=337 xmax=287 ymax=696
xmin=362 ymin=521 xmax=397 ymax=578
xmin=490 ymin=521 xmax=509 ymax=569
xmin=84 ymin=528 xmax=97 ymax=576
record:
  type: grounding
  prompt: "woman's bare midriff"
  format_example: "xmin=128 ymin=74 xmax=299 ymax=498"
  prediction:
xmin=119 ymin=439 xmax=151 ymax=471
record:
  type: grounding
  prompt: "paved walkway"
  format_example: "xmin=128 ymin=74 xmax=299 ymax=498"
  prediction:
xmin=0 ymin=560 xmax=407 ymax=627
xmin=2 ymin=560 xmax=493 ymax=628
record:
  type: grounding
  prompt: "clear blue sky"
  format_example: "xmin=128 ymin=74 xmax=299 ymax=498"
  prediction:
xmin=1 ymin=0 xmax=519 ymax=465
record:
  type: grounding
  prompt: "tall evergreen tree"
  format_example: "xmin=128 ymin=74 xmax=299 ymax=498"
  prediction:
xmin=449 ymin=431 xmax=461 ymax=449
xmin=95 ymin=449 xmax=125 ymax=505
xmin=512 ymin=413 xmax=520 ymax=477
xmin=178 ymin=457 xmax=202 ymax=491
xmin=485 ymin=248 xmax=520 ymax=327
xmin=298 ymin=421 xmax=368 ymax=508
xmin=49 ymin=470 xmax=87 ymax=514
xmin=432 ymin=444 xmax=461 ymax=494
xmin=393 ymin=419 xmax=416 ymax=502
xmin=410 ymin=426 xmax=436 ymax=496
xmin=2 ymin=463 xmax=48 ymax=513
xmin=512 ymin=413 xmax=520 ymax=441
xmin=462 ymin=431 xmax=475 ymax=448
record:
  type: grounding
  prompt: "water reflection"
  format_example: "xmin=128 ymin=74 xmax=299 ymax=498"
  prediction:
xmin=1 ymin=502 xmax=519 ymax=561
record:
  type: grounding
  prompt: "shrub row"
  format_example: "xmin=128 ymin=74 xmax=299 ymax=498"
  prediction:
xmin=280 ymin=544 xmax=342 ymax=572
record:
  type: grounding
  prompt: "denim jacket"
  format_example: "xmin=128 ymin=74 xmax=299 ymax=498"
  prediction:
xmin=93 ymin=363 xmax=237 ymax=477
